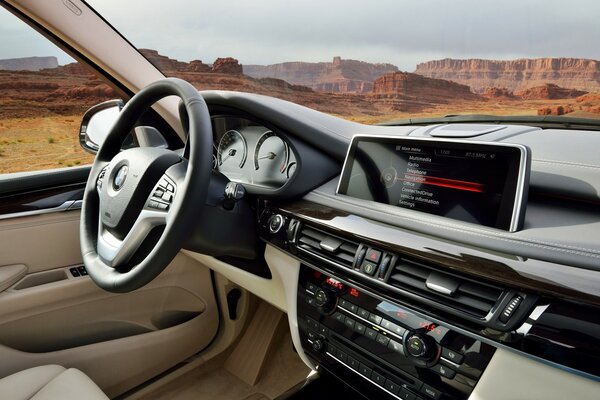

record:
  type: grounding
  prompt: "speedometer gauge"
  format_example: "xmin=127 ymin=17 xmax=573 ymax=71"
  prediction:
xmin=217 ymin=130 xmax=247 ymax=169
xmin=253 ymin=131 xmax=288 ymax=173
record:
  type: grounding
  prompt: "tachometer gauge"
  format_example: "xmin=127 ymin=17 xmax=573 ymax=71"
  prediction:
xmin=253 ymin=131 xmax=288 ymax=173
xmin=217 ymin=130 xmax=247 ymax=169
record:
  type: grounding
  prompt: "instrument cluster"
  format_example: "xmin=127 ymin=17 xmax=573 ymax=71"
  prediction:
xmin=212 ymin=116 xmax=297 ymax=189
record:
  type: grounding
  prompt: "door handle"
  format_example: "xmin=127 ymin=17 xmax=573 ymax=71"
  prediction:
xmin=0 ymin=264 xmax=28 ymax=292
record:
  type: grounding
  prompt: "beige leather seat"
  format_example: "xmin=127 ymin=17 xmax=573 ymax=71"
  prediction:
xmin=0 ymin=365 xmax=108 ymax=400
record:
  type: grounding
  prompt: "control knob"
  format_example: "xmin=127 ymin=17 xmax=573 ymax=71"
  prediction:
xmin=312 ymin=339 xmax=324 ymax=353
xmin=268 ymin=214 xmax=285 ymax=233
xmin=313 ymin=288 xmax=335 ymax=313
xmin=405 ymin=333 xmax=433 ymax=360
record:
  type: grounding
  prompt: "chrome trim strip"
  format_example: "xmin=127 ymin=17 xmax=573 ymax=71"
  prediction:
xmin=335 ymin=134 xmax=530 ymax=233
xmin=426 ymin=281 xmax=453 ymax=295
xmin=0 ymin=200 xmax=78 ymax=220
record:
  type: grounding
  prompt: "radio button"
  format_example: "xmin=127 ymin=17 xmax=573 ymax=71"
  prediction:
xmin=344 ymin=316 xmax=356 ymax=330
xmin=381 ymin=319 xmax=405 ymax=335
xmin=348 ymin=356 xmax=360 ymax=371
xmin=338 ymin=350 xmax=348 ymax=363
xmin=306 ymin=317 xmax=319 ymax=331
xmin=365 ymin=328 xmax=378 ymax=340
xmin=441 ymin=347 xmax=464 ymax=364
xmin=384 ymin=379 xmax=401 ymax=395
xmin=305 ymin=296 xmax=316 ymax=307
xmin=306 ymin=282 xmax=318 ymax=293
xmin=333 ymin=312 xmax=345 ymax=323
xmin=421 ymin=384 xmax=442 ymax=399
xmin=318 ymin=325 xmax=328 ymax=337
xmin=354 ymin=322 xmax=366 ymax=335
xmin=371 ymin=371 xmax=386 ymax=386
xmin=357 ymin=307 xmax=370 ymax=319
xmin=359 ymin=363 xmax=372 ymax=378
xmin=398 ymin=389 xmax=417 ymax=400
xmin=388 ymin=339 xmax=404 ymax=354
xmin=368 ymin=314 xmax=383 ymax=325
xmin=339 ymin=299 xmax=358 ymax=313
xmin=376 ymin=333 xmax=390 ymax=347
xmin=431 ymin=363 xmax=456 ymax=379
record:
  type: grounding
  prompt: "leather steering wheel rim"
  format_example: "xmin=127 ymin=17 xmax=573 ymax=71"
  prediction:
xmin=80 ymin=78 xmax=212 ymax=293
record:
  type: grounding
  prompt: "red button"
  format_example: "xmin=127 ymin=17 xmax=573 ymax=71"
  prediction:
xmin=366 ymin=248 xmax=382 ymax=263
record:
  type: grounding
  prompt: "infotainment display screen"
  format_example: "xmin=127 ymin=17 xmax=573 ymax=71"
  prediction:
xmin=337 ymin=136 xmax=530 ymax=231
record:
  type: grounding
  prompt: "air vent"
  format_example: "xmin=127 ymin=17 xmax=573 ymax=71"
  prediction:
xmin=297 ymin=225 xmax=359 ymax=269
xmin=388 ymin=258 xmax=504 ymax=318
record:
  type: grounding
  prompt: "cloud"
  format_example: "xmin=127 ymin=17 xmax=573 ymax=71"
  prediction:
xmin=2 ymin=0 xmax=600 ymax=70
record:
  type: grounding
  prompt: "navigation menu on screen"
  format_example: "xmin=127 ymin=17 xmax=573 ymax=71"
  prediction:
xmin=337 ymin=136 xmax=529 ymax=231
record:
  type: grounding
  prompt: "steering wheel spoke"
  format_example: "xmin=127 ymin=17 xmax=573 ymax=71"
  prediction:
xmin=97 ymin=207 xmax=167 ymax=267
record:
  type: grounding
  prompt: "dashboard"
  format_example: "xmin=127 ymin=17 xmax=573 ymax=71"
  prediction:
xmin=200 ymin=92 xmax=600 ymax=400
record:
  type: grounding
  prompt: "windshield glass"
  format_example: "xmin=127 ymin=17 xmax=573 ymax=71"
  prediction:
xmin=91 ymin=0 xmax=600 ymax=124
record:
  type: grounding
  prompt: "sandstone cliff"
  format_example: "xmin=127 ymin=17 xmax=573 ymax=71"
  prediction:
xmin=482 ymin=87 xmax=515 ymax=99
xmin=415 ymin=58 xmax=600 ymax=93
xmin=514 ymin=83 xmax=587 ymax=100
xmin=370 ymin=72 xmax=481 ymax=112
xmin=244 ymin=57 xmax=398 ymax=93
xmin=0 ymin=56 xmax=58 ymax=71
xmin=212 ymin=58 xmax=242 ymax=74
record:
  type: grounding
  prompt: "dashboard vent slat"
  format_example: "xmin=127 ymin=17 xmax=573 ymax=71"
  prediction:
xmin=389 ymin=257 xmax=504 ymax=318
xmin=297 ymin=225 xmax=359 ymax=269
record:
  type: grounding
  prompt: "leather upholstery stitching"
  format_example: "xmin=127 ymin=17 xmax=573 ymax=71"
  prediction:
xmin=533 ymin=159 xmax=600 ymax=169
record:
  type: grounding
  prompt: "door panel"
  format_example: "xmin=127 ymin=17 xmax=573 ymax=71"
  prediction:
xmin=0 ymin=211 xmax=82 ymax=274
xmin=0 ymin=198 xmax=219 ymax=398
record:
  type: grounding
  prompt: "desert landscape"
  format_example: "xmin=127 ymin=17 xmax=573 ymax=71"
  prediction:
xmin=1 ymin=49 xmax=600 ymax=173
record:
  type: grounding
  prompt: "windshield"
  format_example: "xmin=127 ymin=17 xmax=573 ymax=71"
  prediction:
xmin=92 ymin=1 xmax=600 ymax=124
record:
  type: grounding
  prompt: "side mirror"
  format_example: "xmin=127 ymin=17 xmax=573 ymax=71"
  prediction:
xmin=79 ymin=99 xmax=124 ymax=154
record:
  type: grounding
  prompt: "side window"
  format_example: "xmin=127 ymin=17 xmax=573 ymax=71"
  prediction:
xmin=0 ymin=7 xmax=118 ymax=174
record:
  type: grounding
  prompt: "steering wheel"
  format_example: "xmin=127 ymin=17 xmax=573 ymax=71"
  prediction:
xmin=80 ymin=78 xmax=213 ymax=293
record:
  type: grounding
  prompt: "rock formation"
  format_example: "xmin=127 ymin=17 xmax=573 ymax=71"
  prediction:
xmin=187 ymin=60 xmax=211 ymax=73
xmin=139 ymin=49 xmax=242 ymax=75
xmin=0 ymin=56 xmax=58 ymax=71
xmin=538 ymin=93 xmax=600 ymax=116
xmin=415 ymin=58 xmax=600 ymax=93
xmin=139 ymin=49 xmax=190 ymax=72
xmin=483 ymin=87 xmax=515 ymax=99
xmin=212 ymin=57 xmax=243 ymax=74
xmin=370 ymin=72 xmax=481 ymax=111
xmin=537 ymin=105 xmax=574 ymax=116
xmin=514 ymin=83 xmax=587 ymax=100
xmin=44 ymin=62 xmax=94 ymax=76
xmin=244 ymin=57 xmax=398 ymax=93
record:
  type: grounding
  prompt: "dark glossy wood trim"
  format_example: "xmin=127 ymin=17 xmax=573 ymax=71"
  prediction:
xmin=276 ymin=200 xmax=600 ymax=307
xmin=0 ymin=184 xmax=85 ymax=216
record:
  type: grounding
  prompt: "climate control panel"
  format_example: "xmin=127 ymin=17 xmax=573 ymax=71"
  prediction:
xmin=298 ymin=266 xmax=495 ymax=400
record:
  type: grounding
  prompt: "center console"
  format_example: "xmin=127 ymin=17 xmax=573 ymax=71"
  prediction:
xmin=259 ymin=201 xmax=600 ymax=399
xmin=297 ymin=266 xmax=493 ymax=400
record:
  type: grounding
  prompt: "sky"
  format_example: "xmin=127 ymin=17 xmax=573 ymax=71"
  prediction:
xmin=1 ymin=0 xmax=600 ymax=70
